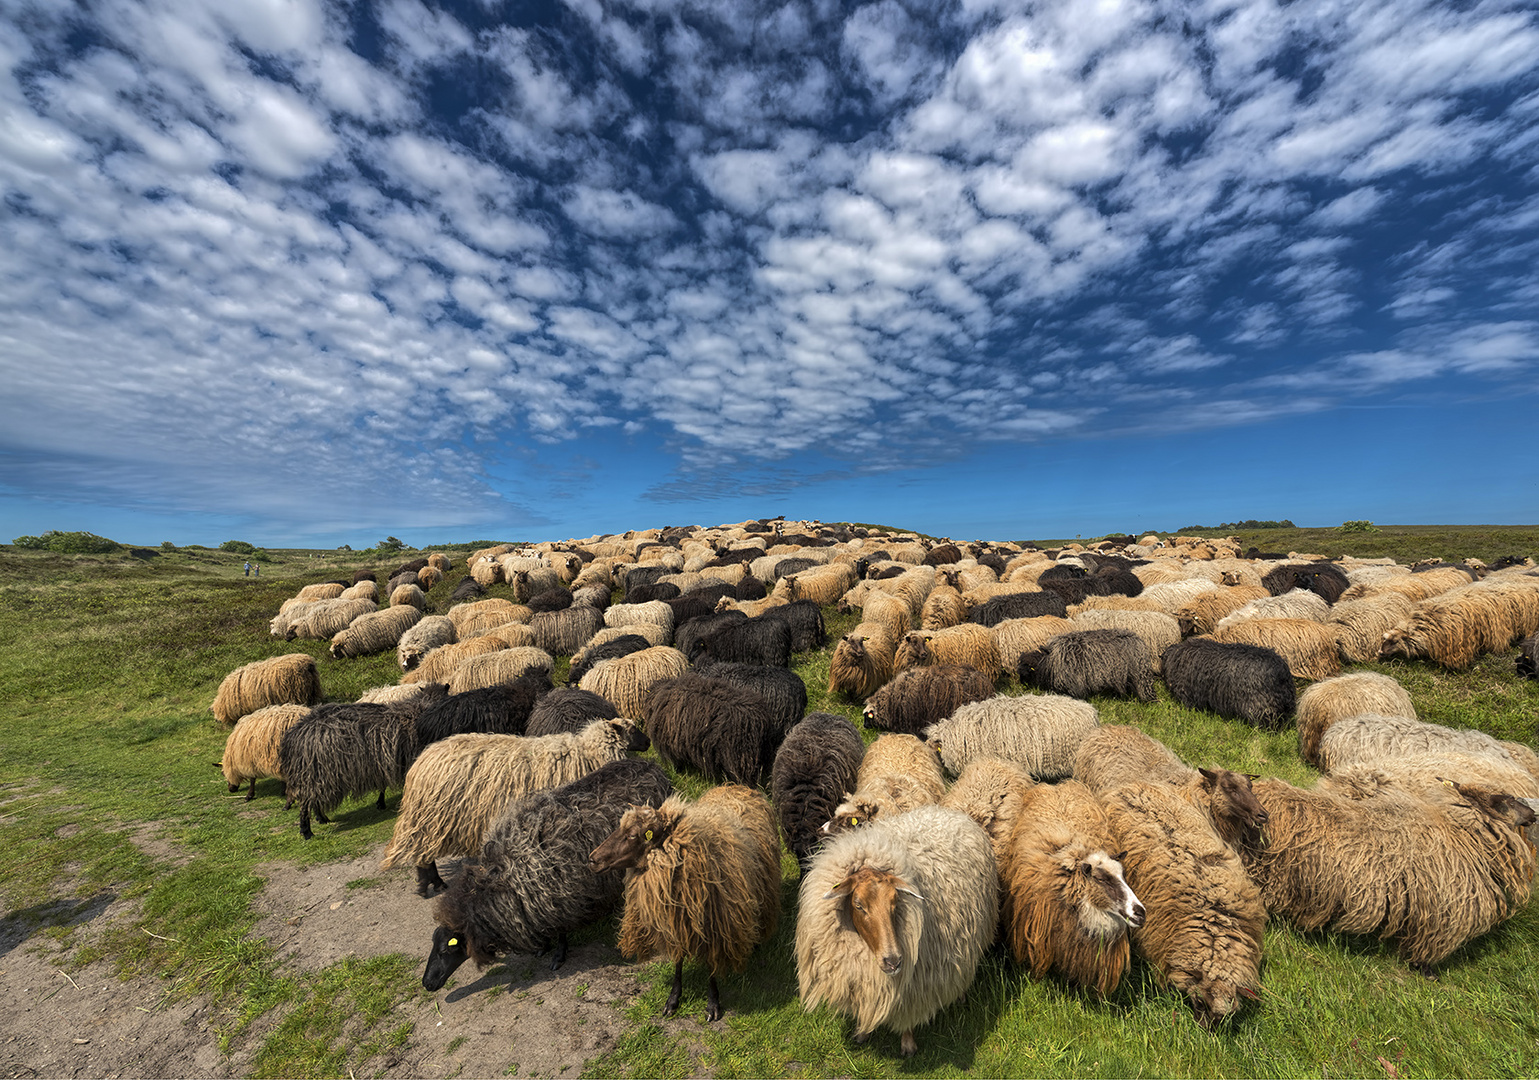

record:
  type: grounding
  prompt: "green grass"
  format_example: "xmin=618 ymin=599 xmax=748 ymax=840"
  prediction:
xmin=1 ymin=535 xmax=1538 ymax=1078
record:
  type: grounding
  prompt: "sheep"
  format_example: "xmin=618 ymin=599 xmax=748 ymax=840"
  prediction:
xmin=529 ymin=605 xmax=605 ymax=657
xmin=1072 ymin=724 xmax=1194 ymax=792
xmin=401 ymin=635 xmax=510 ymax=686
xmin=1316 ymin=713 xmax=1539 ymax=779
xmin=690 ymin=659 xmax=808 ymax=734
xmin=577 ymin=646 xmax=690 ymax=718
xmin=691 ymin=615 xmax=793 ymax=668
xmin=825 ymin=734 xmax=948 ymax=833
xmin=1323 ymin=754 xmax=1539 ymax=804
xmin=1018 ymin=629 xmax=1156 ymax=702
xmin=279 ymin=700 xmax=426 ymax=840
xmin=760 ymin=599 xmax=828 ymax=653
xmin=1160 ymin=637 xmax=1296 ymax=729
xmin=445 ymin=647 xmax=554 ymax=695
xmin=589 ymin=785 xmax=780 ymax=1022
xmin=295 ymin=582 xmax=346 ymax=602
xmin=920 ymin=583 xmax=967 ymax=630
xmin=527 ymin=587 xmax=574 ymax=614
xmin=1102 ymin=781 xmax=1266 ymax=1024
xmin=447 ymin=598 xmax=526 ymax=634
xmin=1214 ymin=588 xmax=1330 ymax=631
xmin=1327 ymin=592 xmax=1415 ymax=664
xmin=1262 ymin=562 xmax=1350 ymax=603
xmin=357 ymin=682 xmax=445 ymax=706
xmin=572 ymin=623 xmax=671 ymax=667
xmin=1210 ymin=618 xmax=1341 ymax=681
xmin=925 ymin=694 xmax=1099 ymax=781
xmin=861 ymin=664 xmax=996 ymax=736
xmin=716 ymin=593 xmax=791 ymax=619
xmin=1379 ymin=580 xmax=1539 ymax=668
xmin=390 ymin=583 xmax=427 ymax=611
xmin=381 ymin=718 xmax=652 ymax=895
xmin=1246 ymin=776 xmax=1535 ymax=973
xmin=895 ymin=625 xmax=1002 ymax=681
xmin=1174 ymin=585 xmax=1271 ymax=637
xmin=1002 ymin=779 xmax=1145 ymax=996
xmin=626 ymin=581 xmax=680 ymax=604
xmin=422 ymin=758 xmax=675 ymax=986
xmin=566 ymin=633 xmax=651 ymax=686
xmin=416 ymin=565 xmax=443 ymax=592
xmin=827 ymin=624 xmax=897 ymax=701
xmin=210 ymin=653 xmax=323 ymax=727
xmin=603 ymin=600 xmax=676 ymax=641
xmin=856 ymin=591 xmax=913 ymax=645
xmin=939 ymin=757 xmax=1036 ymax=873
xmin=330 ymin=605 xmax=424 ymax=660
xmin=1295 ymin=673 xmax=1417 ymax=766
xmin=796 ymin=805 xmax=997 ymax=1057
xmin=286 ymin=598 xmax=378 ymax=641
xmin=397 ymin=615 xmax=457 ymax=671
xmin=217 ymin=703 xmax=311 ymax=800
xmin=969 ymin=591 xmax=1069 ymax=627
xmin=771 ymin=712 xmax=865 ymax=870
xmin=1066 ymin=609 xmax=1182 ymax=673
xmin=1521 ymin=631 xmax=1539 ymax=680
xmin=783 ymin=565 xmax=858 ymax=607
xmin=414 ymin=678 xmax=550 ymax=747
xmin=523 ymin=687 xmax=619 ymax=737
xmin=643 ymin=673 xmax=783 ymax=786
xmin=991 ymin=616 xmax=1075 ymax=678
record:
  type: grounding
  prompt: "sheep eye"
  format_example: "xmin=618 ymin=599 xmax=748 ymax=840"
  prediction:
xmin=1081 ymin=864 xmax=1092 ymax=877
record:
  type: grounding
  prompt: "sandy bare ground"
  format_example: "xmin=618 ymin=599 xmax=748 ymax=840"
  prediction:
xmin=0 ymin=845 xmax=707 ymax=1079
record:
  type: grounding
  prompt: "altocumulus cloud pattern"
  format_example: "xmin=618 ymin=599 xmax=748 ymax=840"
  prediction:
xmin=1 ymin=0 xmax=1536 ymax=537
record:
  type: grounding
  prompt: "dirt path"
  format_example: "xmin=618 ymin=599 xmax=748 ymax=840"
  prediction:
xmin=0 ymin=847 xmax=690 ymax=1079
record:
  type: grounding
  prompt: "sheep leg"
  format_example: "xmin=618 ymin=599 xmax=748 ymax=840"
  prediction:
xmin=376 ymin=788 xmax=388 ymax=811
xmin=315 ymin=808 xmax=330 ymax=824
xmin=900 ymin=1030 xmax=917 ymax=1057
xmin=245 ymin=778 xmax=257 ymax=801
xmin=299 ymin=807 xmax=313 ymax=841
xmin=705 ymin=976 xmax=722 ymax=1023
xmin=548 ymin=931 xmax=568 ymax=971
xmin=662 ymin=959 xmax=684 ymax=1017
xmin=415 ymin=863 xmax=447 ymax=897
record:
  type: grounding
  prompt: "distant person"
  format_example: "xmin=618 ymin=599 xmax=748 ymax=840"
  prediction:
xmin=253 ymin=564 xmax=260 ymax=577
xmin=243 ymin=561 xmax=251 ymax=577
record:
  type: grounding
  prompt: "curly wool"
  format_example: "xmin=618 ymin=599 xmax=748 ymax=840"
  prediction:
xmin=827 ymin=623 xmax=897 ymax=700
xmin=1160 ymin=637 xmax=1296 ymax=729
xmin=614 ymin=786 xmax=781 ymax=976
xmin=1210 ymin=618 xmax=1341 ymax=681
xmin=771 ymin=712 xmax=865 ymax=867
xmin=1066 ymin=609 xmax=1182 ymax=673
xmin=1103 ymin=781 xmax=1265 ymax=1022
xmin=279 ymin=701 xmax=424 ymax=830
xmin=525 ymin=688 xmax=619 ymax=737
xmin=862 ymin=664 xmax=996 ymax=736
xmin=530 ymin=606 xmax=605 ymax=657
xmin=220 ymin=703 xmax=311 ymax=796
xmin=990 ymin=616 xmax=1074 ymax=678
xmin=1175 ymin=586 xmax=1270 ymax=638
xmin=832 ymin=734 xmax=948 ymax=829
xmin=644 ymin=673 xmax=782 ymax=786
xmin=939 ymin=757 xmax=1035 ymax=872
xmin=925 ymin=694 xmax=1099 ymax=780
xmin=414 ymin=678 xmax=550 ymax=747
xmin=287 ymin=598 xmax=378 ymax=641
xmin=1020 ymin=629 xmax=1156 ymax=702
xmin=380 ymin=719 xmax=647 ymax=872
xmin=1316 ymin=713 xmax=1537 ymax=778
xmin=210 ymin=654 xmax=322 ymax=725
xmin=796 ymin=806 xmax=998 ymax=1042
xmin=445 ymin=648 xmax=555 ymax=695
xmin=1327 ymin=593 xmax=1415 ymax=664
xmin=331 ymin=605 xmax=424 ymax=659
xmin=578 ymin=646 xmax=690 ymax=718
xmin=398 ymin=616 xmax=458 ymax=671
xmin=434 ymin=759 xmax=674 ymax=965
xmin=895 ymin=625 xmax=1003 ymax=681
xmin=1295 ymin=673 xmax=1417 ymax=766
xmin=1247 ymin=776 xmax=1534 ymax=969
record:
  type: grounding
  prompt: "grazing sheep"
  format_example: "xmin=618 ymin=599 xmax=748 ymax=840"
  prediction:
xmin=403 ymin=635 xmax=513 ymax=686
xmin=1247 ymin=776 xmax=1535 ymax=972
xmin=390 ymin=583 xmax=427 ymax=611
xmin=218 ymin=703 xmax=311 ymax=801
xmin=626 ymin=581 xmax=681 ymax=604
xmin=783 ymin=565 xmax=858 ymax=607
xmin=857 ymin=592 xmax=914 ymax=645
xmin=589 ymin=785 xmax=780 ymax=1022
xmin=1295 ymin=673 xmax=1417 ymax=766
xmin=414 ymin=678 xmax=550 ymax=747
xmin=862 ymin=664 xmax=996 ymax=736
xmin=445 ymin=647 xmax=554 ymax=695
xmin=761 ymin=599 xmax=828 ymax=653
xmin=796 ymin=805 xmax=998 ymax=1057
xmin=331 ymin=605 xmax=424 ymax=660
xmin=1521 ymin=631 xmax=1539 ymax=680
xmin=381 ymin=718 xmax=652 ymax=896
xmin=1103 ymin=781 xmax=1266 ymax=1025
xmin=991 ymin=616 xmax=1075 ymax=677
xmin=577 ymin=646 xmax=691 ymax=718
xmin=828 ymin=624 xmax=897 ymax=700
xmin=925 ymin=694 xmax=1099 ymax=781
xmin=571 ymin=624 xmax=671 ymax=668
xmin=692 ymin=616 xmax=793 ymax=668
xmin=604 ymin=600 xmax=676 ymax=641
xmin=447 ymin=598 xmax=523 ymax=632
xmin=690 ymin=659 xmax=808 ymax=734
xmin=969 ymin=591 xmax=1069 ymax=627
xmin=716 ymin=593 xmax=791 ymax=618
xmin=286 ymin=598 xmax=378 ymax=641
xmin=1210 ymin=618 xmax=1341 ymax=681
xmin=1316 ymin=713 xmax=1539 ymax=779
xmin=295 ymin=582 xmax=346 ymax=602
xmin=357 ymin=682 xmax=446 ymax=707
xmin=1327 ymin=593 xmax=1415 ymax=664
xmin=895 ymin=625 xmax=1002 ymax=681
xmin=210 ymin=654 xmax=322 ymax=725
xmin=525 ymin=687 xmax=619 ymax=738
xmin=1018 ymin=629 xmax=1156 ymax=702
xmin=1215 ymin=588 xmax=1331 ymax=630
xmin=1379 ymin=582 xmax=1537 ymax=669
xmin=1068 ymin=609 xmax=1183 ymax=673
xmin=528 ymin=605 xmax=604 ymax=657
xmin=566 ymin=633 xmax=651 ymax=686
xmin=771 ymin=712 xmax=866 ymax=870
xmin=1174 ymin=585 xmax=1270 ymax=637
xmin=398 ymin=616 xmax=458 ymax=671
xmin=1003 ymin=780 xmax=1145 ymax=996
xmin=422 ymin=758 xmax=675 ymax=986
xmin=279 ymin=700 xmax=427 ymax=839
xmin=644 ymin=673 xmax=783 ymax=786
xmin=826 ymin=734 xmax=948 ymax=834
xmin=450 ymin=577 xmax=486 ymax=603
xmin=1160 ymin=638 xmax=1296 ymax=729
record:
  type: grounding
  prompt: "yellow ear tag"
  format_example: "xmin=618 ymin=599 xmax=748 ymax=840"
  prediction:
xmin=645 ymin=829 xmax=653 ymax=841
xmin=447 ymin=938 xmax=458 ymax=946
xmin=850 ymin=817 xmax=860 ymax=826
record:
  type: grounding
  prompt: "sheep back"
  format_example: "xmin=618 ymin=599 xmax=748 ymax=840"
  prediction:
xmin=211 ymin=653 xmax=321 ymax=725
xmin=862 ymin=664 xmax=996 ymax=736
xmin=578 ymin=646 xmax=690 ymax=718
xmin=926 ymin=694 xmax=1099 ymax=780
xmin=1020 ymin=629 xmax=1156 ymax=702
xmin=1160 ymin=638 xmax=1296 ymax=729
xmin=771 ymin=712 xmax=865 ymax=867
xmin=1295 ymin=673 xmax=1417 ymax=766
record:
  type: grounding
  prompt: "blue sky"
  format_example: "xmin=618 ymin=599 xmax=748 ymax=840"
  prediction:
xmin=1 ymin=0 xmax=1537 ymax=548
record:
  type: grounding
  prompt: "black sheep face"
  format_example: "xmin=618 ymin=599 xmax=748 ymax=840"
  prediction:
xmin=422 ymin=924 xmax=469 ymax=991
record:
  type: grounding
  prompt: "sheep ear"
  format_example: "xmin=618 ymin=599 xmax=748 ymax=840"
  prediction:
xmin=1237 ymin=986 xmax=1261 ymax=1001
xmin=1198 ymin=767 xmax=1218 ymax=786
xmin=824 ymin=877 xmax=855 ymax=900
xmin=895 ymin=882 xmax=925 ymax=902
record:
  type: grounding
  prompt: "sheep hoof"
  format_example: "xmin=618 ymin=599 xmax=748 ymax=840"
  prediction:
xmin=548 ymin=933 xmax=568 ymax=971
xmin=704 ymin=976 xmax=721 ymax=1023
xmin=900 ymin=1030 xmax=918 ymax=1057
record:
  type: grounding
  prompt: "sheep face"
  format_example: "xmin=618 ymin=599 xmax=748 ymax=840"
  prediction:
xmin=589 ymin=806 xmax=666 ymax=873
xmin=1453 ymin=781 xmax=1538 ymax=831
xmin=821 ymin=797 xmax=879 ymax=836
xmin=1199 ymin=768 xmax=1269 ymax=842
xmin=612 ymin=719 xmax=651 ymax=754
xmin=422 ymin=924 xmax=469 ymax=992
xmin=1069 ymin=851 xmax=1145 ymax=937
xmin=823 ymin=866 xmax=922 ymax=976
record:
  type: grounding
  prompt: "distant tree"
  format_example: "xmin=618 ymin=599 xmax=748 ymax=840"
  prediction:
xmin=220 ymin=540 xmax=257 ymax=555
xmin=160 ymin=541 xmax=177 ymax=550
xmin=378 ymin=536 xmax=406 ymax=552
xmin=1338 ymin=520 xmax=1379 ymax=533
xmin=13 ymin=530 xmax=121 ymax=553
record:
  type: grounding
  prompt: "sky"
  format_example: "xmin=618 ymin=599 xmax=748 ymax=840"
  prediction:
xmin=1 ymin=0 xmax=1537 ymax=549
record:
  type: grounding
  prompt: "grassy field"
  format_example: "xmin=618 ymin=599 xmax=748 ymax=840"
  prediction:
xmin=1 ymin=528 xmax=1537 ymax=1078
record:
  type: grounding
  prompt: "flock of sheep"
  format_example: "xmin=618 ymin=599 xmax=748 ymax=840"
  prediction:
xmin=208 ymin=520 xmax=1539 ymax=1056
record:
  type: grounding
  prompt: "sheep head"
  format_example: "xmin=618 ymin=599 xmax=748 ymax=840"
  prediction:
xmin=823 ymin=865 xmax=923 ymax=976
xmin=1198 ymin=767 xmax=1269 ymax=843
xmin=589 ymin=805 xmax=670 ymax=873
xmin=421 ymin=923 xmax=470 ymax=992
xmin=822 ymin=797 xmax=880 ymax=836
xmin=1059 ymin=849 xmax=1144 ymax=937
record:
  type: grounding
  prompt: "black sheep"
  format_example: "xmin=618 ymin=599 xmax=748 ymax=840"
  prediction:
xmin=1517 ymin=632 xmax=1539 ymax=680
xmin=735 ymin=575 xmax=768 ymax=600
xmin=529 ymin=606 xmax=604 ymax=657
xmin=279 ymin=701 xmax=421 ymax=840
xmin=622 ymin=564 xmax=672 ymax=592
xmin=674 ymin=610 xmax=749 ymax=662
xmin=526 ymin=687 xmax=620 ymax=737
xmin=422 ymin=758 xmax=674 ymax=985
xmin=769 ymin=556 xmax=820 ymax=582
xmin=664 ymin=594 xmax=717 ymax=626
xmin=1262 ymin=562 xmax=1350 ymax=603
xmin=770 ymin=712 xmax=865 ymax=871
xmin=761 ymin=599 xmax=827 ymax=653
xmin=527 ymin=587 xmax=574 ymax=613
xmin=353 ymin=569 xmax=378 ymax=583
xmin=690 ymin=659 xmax=807 ymax=738
xmin=643 ymin=673 xmax=780 ymax=785
xmin=861 ymin=664 xmax=995 ymax=735
xmin=567 ymin=633 xmax=652 ymax=686
xmin=693 ymin=615 xmax=793 ymax=668
xmin=970 ymin=591 xmax=1069 ymax=626
xmin=1160 ymin=637 xmax=1296 ymax=729
xmin=1018 ymin=629 xmax=1157 ymax=702
xmin=626 ymin=581 xmax=681 ymax=604
xmin=923 ymin=543 xmax=963 ymax=566
xmin=450 ymin=576 xmax=486 ymax=603
xmin=414 ymin=677 xmax=551 ymax=748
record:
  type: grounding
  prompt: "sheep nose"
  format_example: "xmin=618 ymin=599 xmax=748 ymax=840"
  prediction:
xmin=1128 ymin=902 xmax=1146 ymax=928
xmin=880 ymin=954 xmax=902 ymax=975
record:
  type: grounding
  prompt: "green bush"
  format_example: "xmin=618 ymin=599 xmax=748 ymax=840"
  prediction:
xmin=1338 ymin=520 xmax=1380 ymax=533
xmin=12 ymin=530 xmax=122 ymax=554
xmin=219 ymin=540 xmax=257 ymax=554
xmin=1179 ymin=519 xmax=1296 ymax=531
xmin=160 ymin=541 xmax=176 ymax=551
xmin=377 ymin=536 xmax=405 ymax=552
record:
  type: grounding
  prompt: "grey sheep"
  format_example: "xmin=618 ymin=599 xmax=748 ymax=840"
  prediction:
xmin=398 ymin=615 xmax=458 ymax=671
xmin=1018 ymin=629 xmax=1156 ymax=702
xmin=770 ymin=711 xmax=865 ymax=870
xmin=925 ymin=694 xmax=1099 ymax=780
